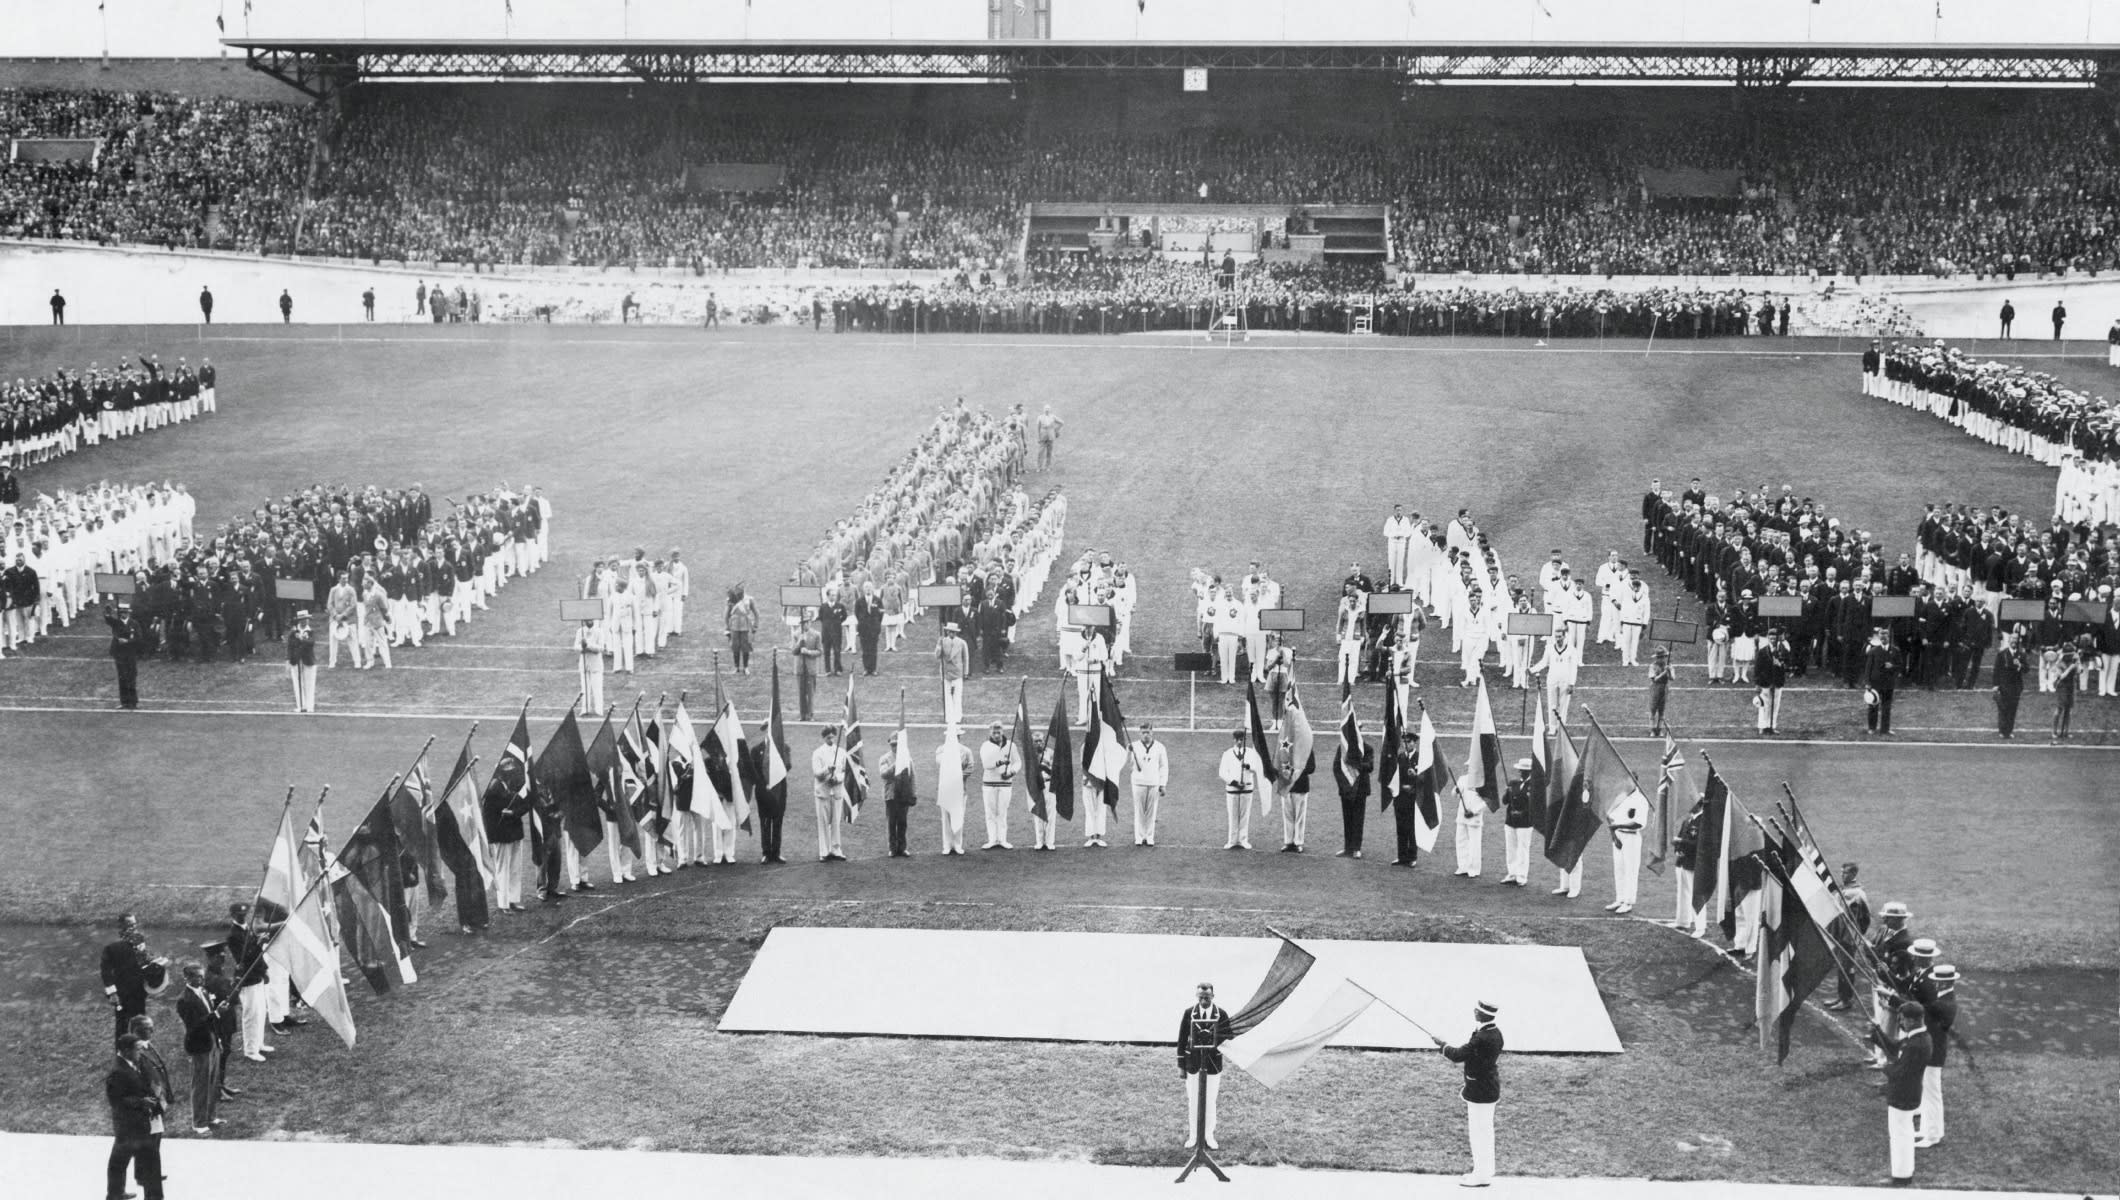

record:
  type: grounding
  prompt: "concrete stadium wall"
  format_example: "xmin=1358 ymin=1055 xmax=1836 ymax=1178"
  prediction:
xmin=10 ymin=238 xmax=2120 ymax=339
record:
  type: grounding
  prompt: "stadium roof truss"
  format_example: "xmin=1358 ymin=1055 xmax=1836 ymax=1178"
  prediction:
xmin=228 ymin=39 xmax=2116 ymax=98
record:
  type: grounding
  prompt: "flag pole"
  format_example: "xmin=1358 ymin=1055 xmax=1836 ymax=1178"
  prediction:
xmin=397 ymin=734 xmax=438 ymax=789
xmin=258 ymin=784 xmax=336 ymax=950
xmin=441 ymin=721 xmax=480 ymax=798
xmin=245 ymin=785 xmax=298 ymax=923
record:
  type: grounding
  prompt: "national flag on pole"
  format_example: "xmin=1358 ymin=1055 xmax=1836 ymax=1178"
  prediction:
xmin=1331 ymin=691 xmax=1368 ymax=801
xmin=1752 ymin=822 xmax=1837 ymax=1063
xmin=333 ymin=787 xmax=418 ymax=993
xmin=1378 ymin=683 xmax=1404 ymax=814
xmin=669 ymin=699 xmax=703 ymax=825
xmin=1464 ymin=676 xmax=1502 ymax=812
xmin=1282 ymin=681 xmax=1316 ymax=796
xmin=882 ymin=707 xmax=916 ymax=808
xmin=1545 ymin=718 xmax=1620 ymax=873
xmin=839 ymin=676 xmax=869 ymax=822
xmin=1409 ymin=710 xmax=1444 ymax=853
xmin=1691 ymin=765 xmax=1765 ymax=932
xmin=1778 ymin=799 xmax=1883 ymax=989
xmin=1015 ymin=678 xmax=1047 ymax=822
xmin=432 ymin=739 xmax=491 ymax=931
xmin=586 ymin=708 xmax=633 ymax=842
xmin=1222 ymin=934 xmax=1385 ymax=1089
xmin=1045 ymin=692 xmax=1076 ymax=821
xmin=640 ymin=707 xmax=672 ymax=847
xmin=1246 ymin=681 xmax=1283 ymax=789
xmin=706 ymin=692 xmax=754 ymax=833
xmin=762 ymin=660 xmax=792 ymax=817
xmin=1084 ymin=673 xmax=1128 ymax=811
xmin=1541 ymin=709 xmax=1583 ymax=854
xmin=1527 ymin=691 xmax=1553 ymax=838
xmin=535 ymin=707 xmax=605 ymax=857
xmin=259 ymin=804 xmax=356 ymax=1049
xmin=391 ymin=763 xmax=447 ymax=905
xmin=1650 ymin=736 xmax=1695 ymax=876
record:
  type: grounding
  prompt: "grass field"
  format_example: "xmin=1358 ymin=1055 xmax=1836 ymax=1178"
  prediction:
xmin=0 ymin=325 xmax=2112 ymax=1191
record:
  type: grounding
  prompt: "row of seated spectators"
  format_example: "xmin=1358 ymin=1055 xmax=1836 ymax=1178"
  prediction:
xmin=4 ymin=86 xmax=2118 ymax=278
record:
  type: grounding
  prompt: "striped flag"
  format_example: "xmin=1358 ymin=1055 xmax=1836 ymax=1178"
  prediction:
xmin=1014 ymin=678 xmax=1046 ymax=822
xmin=1409 ymin=710 xmax=1443 ymax=853
xmin=1527 ymin=690 xmax=1553 ymax=839
xmin=1378 ymin=681 xmax=1405 ymax=813
xmin=1464 ymin=676 xmax=1502 ymax=812
xmin=259 ymin=803 xmax=356 ymax=1049
xmin=432 ymin=739 xmax=491 ymax=929
xmin=708 ymin=693 xmax=754 ymax=833
xmin=762 ymin=660 xmax=792 ymax=816
xmin=1246 ymin=681 xmax=1282 ymax=790
xmin=1223 ymin=934 xmax=1384 ymax=1089
xmin=1083 ymin=672 xmax=1128 ymax=811
xmin=839 ymin=676 xmax=869 ymax=822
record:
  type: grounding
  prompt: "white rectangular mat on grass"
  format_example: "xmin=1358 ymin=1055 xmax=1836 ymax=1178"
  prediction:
xmin=718 ymin=928 xmax=1622 ymax=1054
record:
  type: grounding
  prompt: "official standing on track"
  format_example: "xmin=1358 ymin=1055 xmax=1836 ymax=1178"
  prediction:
xmin=1177 ymin=982 xmax=1232 ymax=1150
xmin=1500 ymin=759 xmax=1534 ymax=886
xmin=1217 ymin=729 xmax=1258 ymax=851
xmin=105 ymin=600 xmax=143 ymax=710
xmin=1128 ymin=723 xmax=1168 ymax=846
xmin=1439 ymin=1000 xmax=1505 ymax=1188
xmin=285 ymin=611 xmax=316 ymax=714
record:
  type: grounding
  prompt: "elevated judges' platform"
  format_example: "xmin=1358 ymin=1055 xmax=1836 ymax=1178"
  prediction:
xmin=718 ymin=928 xmax=1622 ymax=1054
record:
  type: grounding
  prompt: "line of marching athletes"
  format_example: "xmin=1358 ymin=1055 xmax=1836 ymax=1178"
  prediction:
xmin=0 ymin=355 xmax=218 ymax=467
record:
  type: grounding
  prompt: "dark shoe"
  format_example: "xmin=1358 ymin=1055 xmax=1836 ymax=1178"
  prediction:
xmin=576 ymin=881 xmax=596 ymax=891
xmin=407 ymin=938 xmax=429 ymax=949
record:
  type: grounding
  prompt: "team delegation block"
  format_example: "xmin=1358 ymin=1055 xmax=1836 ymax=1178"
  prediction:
xmin=719 ymin=928 xmax=1622 ymax=1054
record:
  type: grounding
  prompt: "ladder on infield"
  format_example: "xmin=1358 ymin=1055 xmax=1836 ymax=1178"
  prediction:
xmin=1352 ymin=293 xmax=1374 ymax=334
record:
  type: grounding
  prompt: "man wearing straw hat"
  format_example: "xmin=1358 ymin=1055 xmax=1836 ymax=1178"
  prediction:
xmin=285 ymin=610 xmax=316 ymax=714
xmin=1440 ymin=999 xmax=1506 ymax=1187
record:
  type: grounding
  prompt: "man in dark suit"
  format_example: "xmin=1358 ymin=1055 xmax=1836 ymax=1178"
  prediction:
xmin=202 ymin=944 xmax=243 ymax=1105
xmin=105 ymin=601 xmax=144 ymax=710
xmin=2051 ymin=300 xmax=2066 ymax=340
xmin=1440 ymin=999 xmax=1506 ymax=1187
xmin=1864 ymin=627 xmax=1900 ymax=735
xmin=1333 ymin=725 xmax=1372 ymax=859
xmin=106 ymin=1034 xmax=166 ymax=1200
xmin=1873 ymin=1000 xmax=1933 ymax=1184
xmin=1992 ymin=632 xmax=2027 ymax=738
xmin=175 ymin=964 xmax=225 ymax=1133
xmin=1176 ymin=982 xmax=1234 ymax=1150
xmin=99 ymin=914 xmax=152 ymax=1048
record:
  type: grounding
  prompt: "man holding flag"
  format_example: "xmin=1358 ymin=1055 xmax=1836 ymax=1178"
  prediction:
xmin=1082 ymin=669 xmax=1128 ymax=848
xmin=935 ymin=725 xmax=974 ymax=855
xmin=1455 ymin=678 xmax=1502 ymax=877
xmin=1273 ymin=687 xmax=1315 ymax=853
xmin=1332 ymin=694 xmax=1371 ymax=858
xmin=1500 ymin=758 xmax=1535 ymax=886
xmin=881 ymin=714 xmax=918 ymax=858
xmin=811 ymin=728 xmax=847 ymax=862
xmin=755 ymin=658 xmax=794 ymax=864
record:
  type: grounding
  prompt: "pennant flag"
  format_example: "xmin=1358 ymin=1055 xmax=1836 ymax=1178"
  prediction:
xmin=1331 ymin=691 xmax=1368 ymax=802
xmin=333 ymin=788 xmax=418 ymax=993
xmin=1015 ymin=678 xmax=1047 ymax=822
xmin=762 ymin=662 xmax=792 ymax=818
xmin=535 ymin=707 xmax=605 ymax=857
xmin=1246 ymin=681 xmax=1283 ymax=788
xmin=839 ymin=676 xmax=869 ymax=822
xmin=1084 ymin=673 xmax=1128 ymax=811
xmin=390 ymin=764 xmax=447 ymax=905
xmin=1045 ymin=693 xmax=1076 ymax=821
xmin=1650 ymin=736 xmax=1696 ymax=876
xmin=1378 ymin=682 xmax=1404 ymax=814
xmin=258 ymin=805 xmax=356 ymax=1049
xmin=432 ymin=740 xmax=491 ymax=931
xmin=1464 ymin=676 xmax=1502 ymax=812
xmin=1409 ymin=710 xmax=1444 ymax=853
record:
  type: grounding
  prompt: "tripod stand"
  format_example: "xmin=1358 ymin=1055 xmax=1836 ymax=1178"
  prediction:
xmin=1175 ymin=1068 xmax=1228 ymax=1183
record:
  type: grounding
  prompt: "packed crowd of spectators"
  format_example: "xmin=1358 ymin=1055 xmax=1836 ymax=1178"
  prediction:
xmin=3 ymin=355 xmax=218 ymax=468
xmin=7 ymin=85 xmax=2120 ymax=285
xmin=0 ymin=89 xmax=314 ymax=250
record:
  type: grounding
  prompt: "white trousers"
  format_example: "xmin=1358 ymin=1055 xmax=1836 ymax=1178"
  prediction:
xmin=941 ymin=805 xmax=966 ymax=853
xmin=1131 ymin=783 xmax=1160 ymax=843
xmin=1082 ymin=791 xmax=1108 ymax=840
xmin=1184 ymin=1071 xmax=1221 ymax=1146
xmin=1888 ymin=1105 xmax=1918 ymax=1180
xmin=1554 ymin=859 xmax=1582 ymax=897
xmin=1619 ymin=623 xmax=1643 ymax=665
xmin=1224 ymin=791 xmax=1253 ymax=847
xmin=814 ymin=793 xmax=844 ymax=858
xmin=578 ymin=656 xmax=604 ymax=716
xmin=1387 ymin=539 xmax=1410 ymax=585
xmin=1612 ymin=833 xmax=1641 ymax=906
xmin=1465 ymin=1100 xmax=1496 ymax=1183
xmin=288 ymin=664 xmax=315 ymax=713
xmin=1279 ymin=791 xmax=1307 ymax=848
xmin=1028 ymin=811 xmax=1054 ymax=849
xmin=494 ymin=841 xmax=526 ymax=908
xmin=604 ymin=821 xmax=633 ymax=881
xmin=1504 ymin=826 xmax=1532 ymax=881
xmin=238 ymin=983 xmax=270 ymax=1057
xmin=1920 ymin=1066 xmax=1945 ymax=1143
xmin=981 ymin=786 xmax=1012 ymax=846
xmin=942 ymin=678 xmax=963 ymax=725
xmin=712 ymin=821 xmax=738 ymax=863
xmin=1756 ymin=687 xmax=1781 ymax=731
xmin=1674 ymin=867 xmax=1703 ymax=931
xmin=1454 ymin=810 xmax=1484 ymax=875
